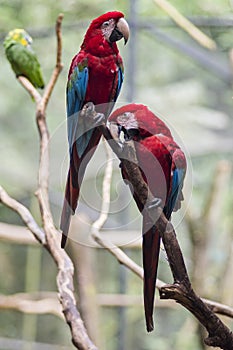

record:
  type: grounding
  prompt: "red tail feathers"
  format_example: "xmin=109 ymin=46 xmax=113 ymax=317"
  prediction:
xmin=142 ymin=214 xmax=161 ymax=332
xmin=60 ymin=169 xmax=80 ymax=248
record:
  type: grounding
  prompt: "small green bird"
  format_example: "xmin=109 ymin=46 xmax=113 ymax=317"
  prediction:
xmin=3 ymin=28 xmax=45 ymax=89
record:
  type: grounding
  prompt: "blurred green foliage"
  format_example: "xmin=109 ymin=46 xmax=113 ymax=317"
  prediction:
xmin=0 ymin=0 xmax=233 ymax=349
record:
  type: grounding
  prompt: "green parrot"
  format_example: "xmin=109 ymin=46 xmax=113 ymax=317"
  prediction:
xmin=3 ymin=28 xmax=45 ymax=89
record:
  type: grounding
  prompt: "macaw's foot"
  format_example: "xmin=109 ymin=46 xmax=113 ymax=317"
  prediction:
xmin=81 ymin=102 xmax=106 ymax=126
xmin=145 ymin=197 xmax=162 ymax=210
xmin=144 ymin=197 xmax=163 ymax=224
xmin=93 ymin=112 xmax=106 ymax=126
xmin=80 ymin=102 xmax=95 ymax=117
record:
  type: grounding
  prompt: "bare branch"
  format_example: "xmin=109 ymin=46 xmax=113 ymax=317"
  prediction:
xmin=0 ymin=186 xmax=45 ymax=244
xmin=0 ymin=222 xmax=38 ymax=245
xmin=1 ymin=15 xmax=98 ymax=350
xmin=0 ymin=292 xmax=63 ymax=318
xmin=97 ymin=293 xmax=176 ymax=308
xmin=17 ymin=76 xmax=42 ymax=104
xmin=91 ymin=140 xmax=113 ymax=235
xmin=202 ymin=299 xmax=233 ymax=319
xmin=40 ymin=13 xmax=64 ymax=112
xmin=153 ymin=0 xmax=217 ymax=50
xmin=95 ymin=232 xmax=144 ymax=279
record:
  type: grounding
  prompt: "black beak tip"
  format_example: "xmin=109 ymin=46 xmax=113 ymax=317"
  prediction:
xmin=109 ymin=28 xmax=123 ymax=43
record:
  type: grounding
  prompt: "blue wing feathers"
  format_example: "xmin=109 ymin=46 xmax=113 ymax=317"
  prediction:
xmin=67 ymin=66 xmax=88 ymax=117
xmin=165 ymin=168 xmax=185 ymax=219
xmin=75 ymin=66 xmax=88 ymax=103
xmin=67 ymin=63 xmax=123 ymax=158
xmin=115 ymin=67 xmax=124 ymax=102
xmin=67 ymin=65 xmax=90 ymax=157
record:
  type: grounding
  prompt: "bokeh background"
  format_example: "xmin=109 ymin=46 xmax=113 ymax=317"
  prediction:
xmin=0 ymin=1 xmax=233 ymax=349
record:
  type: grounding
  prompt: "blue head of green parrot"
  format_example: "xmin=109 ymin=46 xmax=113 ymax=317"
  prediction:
xmin=3 ymin=28 xmax=45 ymax=89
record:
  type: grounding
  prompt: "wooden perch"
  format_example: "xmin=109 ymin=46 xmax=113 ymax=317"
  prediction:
xmin=81 ymin=103 xmax=233 ymax=350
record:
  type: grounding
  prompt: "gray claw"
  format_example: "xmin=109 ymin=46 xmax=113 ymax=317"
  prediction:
xmin=93 ymin=112 xmax=106 ymax=126
xmin=81 ymin=102 xmax=95 ymax=118
xmin=146 ymin=197 xmax=162 ymax=210
xmin=144 ymin=197 xmax=162 ymax=224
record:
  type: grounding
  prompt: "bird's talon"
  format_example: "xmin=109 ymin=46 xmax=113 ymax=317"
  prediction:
xmin=146 ymin=198 xmax=162 ymax=210
xmin=93 ymin=113 xmax=106 ymax=126
xmin=80 ymin=102 xmax=95 ymax=118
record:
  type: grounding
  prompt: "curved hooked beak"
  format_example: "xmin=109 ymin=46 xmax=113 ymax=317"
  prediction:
xmin=109 ymin=17 xmax=130 ymax=45
xmin=108 ymin=122 xmax=121 ymax=142
xmin=109 ymin=121 xmax=140 ymax=142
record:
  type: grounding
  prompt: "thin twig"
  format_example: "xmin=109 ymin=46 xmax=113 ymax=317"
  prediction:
xmin=40 ymin=13 xmax=64 ymax=112
xmin=153 ymin=0 xmax=217 ymax=50
xmin=91 ymin=139 xmax=113 ymax=235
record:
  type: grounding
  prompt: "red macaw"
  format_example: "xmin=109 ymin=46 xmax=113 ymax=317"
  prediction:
xmin=109 ymin=104 xmax=186 ymax=332
xmin=60 ymin=12 xmax=129 ymax=248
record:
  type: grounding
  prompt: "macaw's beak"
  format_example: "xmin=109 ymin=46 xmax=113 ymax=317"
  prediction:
xmin=109 ymin=17 xmax=130 ymax=45
xmin=109 ymin=121 xmax=139 ymax=142
xmin=109 ymin=122 xmax=121 ymax=142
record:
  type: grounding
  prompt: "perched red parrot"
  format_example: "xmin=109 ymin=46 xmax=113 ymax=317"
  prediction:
xmin=60 ymin=11 xmax=129 ymax=248
xmin=109 ymin=104 xmax=186 ymax=332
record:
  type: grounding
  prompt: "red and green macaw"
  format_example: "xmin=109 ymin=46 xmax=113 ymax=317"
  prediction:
xmin=109 ymin=104 xmax=186 ymax=332
xmin=3 ymin=29 xmax=44 ymax=89
xmin=60 ymin=12 xmax=129 ymax=248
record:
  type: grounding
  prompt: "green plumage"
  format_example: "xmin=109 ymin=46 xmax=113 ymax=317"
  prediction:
xmin=3 ymin=29 xmax=44 ymax=89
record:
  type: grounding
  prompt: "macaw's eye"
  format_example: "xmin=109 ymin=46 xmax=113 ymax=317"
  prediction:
xmin=102 ymin=21 xmax=110 ymax=27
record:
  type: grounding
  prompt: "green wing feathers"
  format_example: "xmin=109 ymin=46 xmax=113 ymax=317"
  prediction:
xmin=3 ymin=29 xmax=44 ymax=89
xmin=5 ymin=44 xmax=44 ymax=89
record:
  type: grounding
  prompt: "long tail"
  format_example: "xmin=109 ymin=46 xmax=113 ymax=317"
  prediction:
xmin=60 ymin=142 xmax=84 ymax=248
xmin=60 ymin=129 xmax=102 ymax=248
xmin=60 ymin=167 xmax=80 ymax=248
xmin=142 ymin=214 xmax=161 ymax=332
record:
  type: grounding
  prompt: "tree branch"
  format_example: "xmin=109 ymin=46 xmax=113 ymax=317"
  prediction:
xmin=91 ymin=140 xmax=113 ymax=235
xmin=2 ymin=15 xmax=98 ymax=350
xmin=0 ymin=292 xmax=63 ymax=318
xmin=0 ymin=186 xmax=45 ymax=245
xmin=40 ymin=13 xmax=64 ymax=112
xmin=18 ymin=76 xmax=42 ymax=103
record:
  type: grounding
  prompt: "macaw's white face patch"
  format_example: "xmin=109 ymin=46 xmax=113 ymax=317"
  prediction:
xmin=116 ymin=112 xmax=138 ymax=130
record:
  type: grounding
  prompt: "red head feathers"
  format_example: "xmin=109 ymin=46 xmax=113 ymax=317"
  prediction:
xmin=109 ymin=103 xmax=172 ymax=139
xmin=81 ymin=11 xmax=129 ymax=55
